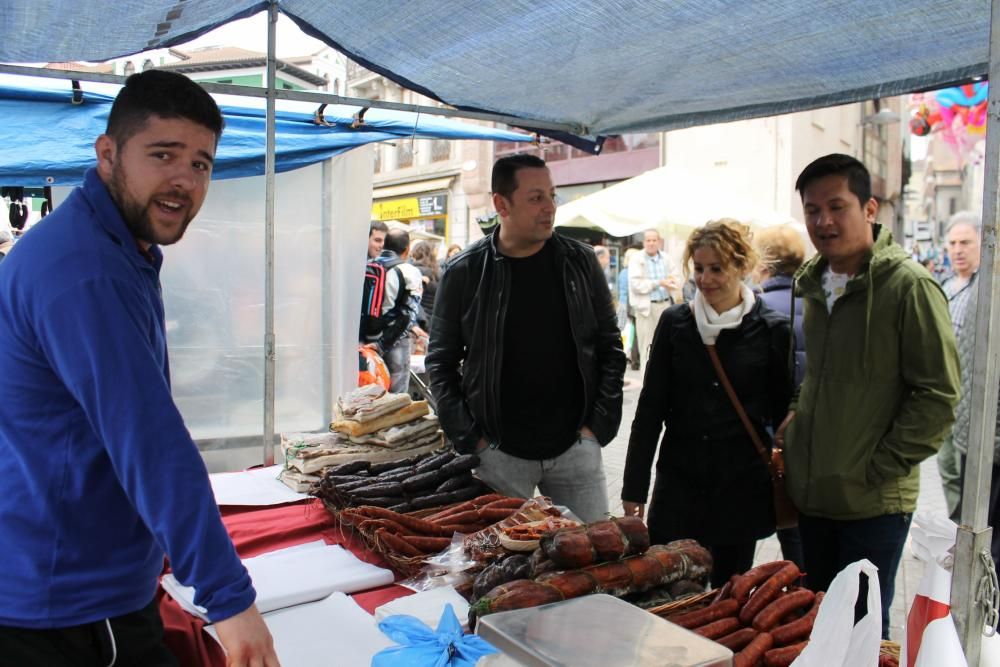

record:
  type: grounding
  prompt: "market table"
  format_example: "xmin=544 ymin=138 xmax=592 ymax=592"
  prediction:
xmin=159 ymin=498 xmax=414 ymax=666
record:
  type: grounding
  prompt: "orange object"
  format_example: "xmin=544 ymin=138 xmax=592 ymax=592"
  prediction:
xmin=358 ymin=345 xmax=390 ymax=389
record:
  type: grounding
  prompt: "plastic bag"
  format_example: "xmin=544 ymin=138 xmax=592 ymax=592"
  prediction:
xmin=791 ymin=559 xmax=881 ymax=666
xmin=371 ymin=603 xmax=498 ymax=667
xmin=903 ymin=512 xmax=969 ymax=667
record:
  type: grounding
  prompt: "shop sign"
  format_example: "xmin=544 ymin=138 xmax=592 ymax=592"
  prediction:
xmin=372 ymin=193 xmax=447 ymax=220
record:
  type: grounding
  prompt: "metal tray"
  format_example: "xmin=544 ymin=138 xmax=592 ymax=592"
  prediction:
xmin=476 ymin=594 xmax=733 ymax=667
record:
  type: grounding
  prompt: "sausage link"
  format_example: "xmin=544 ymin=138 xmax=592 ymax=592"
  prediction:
xmin=733 ymin=632 xmax=774 ymax=667
xmin=716 ymin=627 xmax=758 ymax=652
xmin=667 ymin=599 xmax=739 ymax=629
xmin=738 ymin=563 xmax=801 ymax=625
xmin=692 ymin=616 xmax=742 ymax=639
xmin=771 ymin=591 xmax=823 ymax=646
xmin=763 ymin=640 xmax=808 ymax=666
xmin=752 ymin=588 xmax=815 ymax=631
xmin=731 ymin=561 xmax=791 ymax=601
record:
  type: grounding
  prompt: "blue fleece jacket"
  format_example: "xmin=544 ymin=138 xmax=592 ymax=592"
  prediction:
xmin=0 ymin=168 xmax=255 ymax=628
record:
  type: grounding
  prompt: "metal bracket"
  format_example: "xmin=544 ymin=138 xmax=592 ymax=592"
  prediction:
xmin=352 ymin=106 xmax=369 ymax=129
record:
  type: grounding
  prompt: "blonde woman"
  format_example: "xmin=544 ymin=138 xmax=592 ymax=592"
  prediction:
xmin=622 ymin=220 xmax=793 ymax=586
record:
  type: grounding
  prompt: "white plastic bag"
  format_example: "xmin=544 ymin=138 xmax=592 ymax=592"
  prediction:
xmin=902 ymin=512 xmax=969 ymax=667
xmin=791 ymin=559 xmax=881 ymax=667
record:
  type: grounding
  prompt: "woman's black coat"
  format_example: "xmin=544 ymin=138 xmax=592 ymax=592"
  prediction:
xmin=622 ymin=299 xmax=792 ymax=546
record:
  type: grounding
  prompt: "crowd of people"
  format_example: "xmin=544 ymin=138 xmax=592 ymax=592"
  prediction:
xmin=0 ymin=67 xmax=979 ymax=665
xmin=417 ymin=152 xmax=960 ymax=640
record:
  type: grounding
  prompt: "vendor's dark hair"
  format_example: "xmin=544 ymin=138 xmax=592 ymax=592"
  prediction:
xmin=384 ymin=228 xmax=410 ymax=255
xmin=795 ymin=153 xmax=871 ymax=206
xmin=370 ymin=220 xmax=389 ymax=236
xmin=492 ymin=154 xmax=547 ymax=200
xmin=106 ymin=70 xmax=224 ymax=148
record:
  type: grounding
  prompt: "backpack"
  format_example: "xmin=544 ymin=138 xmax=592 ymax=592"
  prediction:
xmin=359 ymin=257 xmax=410 ymax=348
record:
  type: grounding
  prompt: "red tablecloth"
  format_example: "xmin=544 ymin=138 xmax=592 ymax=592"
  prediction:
xmin=159 ymin=499 xmax=413 ymax=666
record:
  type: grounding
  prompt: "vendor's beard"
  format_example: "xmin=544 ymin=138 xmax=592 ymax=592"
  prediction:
xmin=108 ymin=162 xmax=192 ymax=247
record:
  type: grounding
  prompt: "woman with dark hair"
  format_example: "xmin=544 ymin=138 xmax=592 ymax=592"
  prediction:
xmin=409 ymin=240 xmax=440 ymax=331
xmin=622 ymin=219 xmax=793 ymax=586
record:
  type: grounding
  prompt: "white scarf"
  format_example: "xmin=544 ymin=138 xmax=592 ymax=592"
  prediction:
xmin=693 ymin=283 xmax=756 ymax=345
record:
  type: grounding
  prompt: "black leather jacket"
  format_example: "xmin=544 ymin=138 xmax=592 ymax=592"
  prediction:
xmin=426 ymin=230 xmax=626 ymax=454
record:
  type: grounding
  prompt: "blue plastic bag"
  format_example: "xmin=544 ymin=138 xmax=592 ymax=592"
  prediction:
xmin=371 ymin=603 xmax=498 ymax=667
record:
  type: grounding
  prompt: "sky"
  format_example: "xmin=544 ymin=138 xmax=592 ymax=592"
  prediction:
xmin=180 ymin=12 xmax=327 ymax=58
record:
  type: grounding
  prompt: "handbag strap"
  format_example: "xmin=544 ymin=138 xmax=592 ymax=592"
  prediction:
xmin=705 ymin=344 xmax=771 ymax=467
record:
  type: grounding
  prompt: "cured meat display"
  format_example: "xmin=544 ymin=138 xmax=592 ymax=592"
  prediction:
xmin=539 ymin=516 xmax=650 ymax=569
xmin=311 ymin=450 xmax=487 ymax=513
xmin=656 ymin=560 xmax=833 ymax=667
xmin=469 ymin=539 xmax=712 ymax=628
xmin=277 ymin=386 xmax=447 ymax=491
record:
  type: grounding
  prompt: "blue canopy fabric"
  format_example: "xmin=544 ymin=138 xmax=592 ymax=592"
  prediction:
xmin=0 ymin=0 xmax=989 ymax=141
xmin=0 ymin=80 xmax=531 ymax=186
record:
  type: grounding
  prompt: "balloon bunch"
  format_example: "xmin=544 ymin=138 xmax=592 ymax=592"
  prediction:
xmin=910 ymin=82 xmax=988 ymax=165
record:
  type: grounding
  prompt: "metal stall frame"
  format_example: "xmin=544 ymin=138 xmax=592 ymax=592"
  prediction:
xmin=952 ymin=0 xmax=1000 ymax=661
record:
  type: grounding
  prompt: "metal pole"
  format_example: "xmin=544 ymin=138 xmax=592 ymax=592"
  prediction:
xmin=952 ymin=0 xmax=1000 ymax=658
xmin=0 ymin=63 xmax=585 ymax=135
xmin=262 ymin=1 xmax=277 ymax=466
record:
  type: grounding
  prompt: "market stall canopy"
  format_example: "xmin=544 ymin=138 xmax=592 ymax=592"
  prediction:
xmin=555 ymin=166 xmax=797 ymax=238
xmin=0 ymin=75 xmax=531 ymax=186
xmin=0 ymin=1 xmax=988 ymax=142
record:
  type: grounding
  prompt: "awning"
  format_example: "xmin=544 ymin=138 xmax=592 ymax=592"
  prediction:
xmin=373 ymin=176 xmax=454 ymax=200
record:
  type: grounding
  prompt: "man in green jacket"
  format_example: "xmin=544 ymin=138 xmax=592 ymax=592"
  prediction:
xmin=776 ymin=154 xmax=960 ymax=638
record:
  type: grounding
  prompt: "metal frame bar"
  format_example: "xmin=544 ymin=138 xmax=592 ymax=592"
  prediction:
xmin=952 ymin=0 xmax=1000 ymax=660
xmin=262 ymin=2 xmax=278 ymax=466
xmin=0 ymin=62 xmax=584 ymax=134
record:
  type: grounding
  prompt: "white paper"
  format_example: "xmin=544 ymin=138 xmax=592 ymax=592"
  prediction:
xmin=162 ymin=542 xmax=395 ymax=621
xmin=206 ymin=592 xmax=395 ymax=667
xmin=374 ymin=585 xmax=470 ymax=631
xmin=210 ymin=464 xmax=307 ymax=506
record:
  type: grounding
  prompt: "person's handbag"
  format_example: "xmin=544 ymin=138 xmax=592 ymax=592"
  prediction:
xmin=705 ymin=345 xmax=799 ymax=530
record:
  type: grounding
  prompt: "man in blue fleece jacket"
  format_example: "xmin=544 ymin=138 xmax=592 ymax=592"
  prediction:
xmin=0 ymin=71 xmax=278 ymax=665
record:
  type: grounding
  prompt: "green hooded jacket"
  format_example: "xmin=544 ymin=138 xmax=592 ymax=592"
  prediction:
xmin=785 ymin=226 xmax=960 ymax=520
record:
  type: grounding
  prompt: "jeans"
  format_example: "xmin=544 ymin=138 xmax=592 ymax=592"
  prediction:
xmin=0 ymin=597 xmax=176 ymax=667
xmin=474 ymin=435 xmax=610 ymax=523
xmin=384 ymin=336 xmax=412 ymax=394
xmin=798 ymin=512 xmax=912 ymax=639
xmin=938 ymin=435 xmax=962 ymax=520
xmin=776 ymin=526 xmax=805 ymax=570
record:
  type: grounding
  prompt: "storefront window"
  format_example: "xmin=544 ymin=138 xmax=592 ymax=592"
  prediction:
xmin=397 ymin=142 xmax=414 ymax=168
xmin=431 ymin=139 xmax=451 ymax=162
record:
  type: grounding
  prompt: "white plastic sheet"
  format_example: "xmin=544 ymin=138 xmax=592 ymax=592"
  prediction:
xmin=209 ymin=464 xmax=306 ymax=506
xmin=205 ymin=592 xmax=395 ymax=666
xmin=162 ymin=540 xmax=394 ymax=621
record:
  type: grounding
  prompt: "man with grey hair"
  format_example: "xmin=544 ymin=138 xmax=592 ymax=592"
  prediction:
xmin=593 ymin=244 xmax=615 ymax=297
xmin=629 ymin=229 xmax=677 ymax=374
xmin=939 ymin=212 xmax=984 ymax=518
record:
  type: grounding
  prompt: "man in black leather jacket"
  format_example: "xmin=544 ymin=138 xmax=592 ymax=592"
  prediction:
xmin=426 ymin=154 xmax=625 ymax=522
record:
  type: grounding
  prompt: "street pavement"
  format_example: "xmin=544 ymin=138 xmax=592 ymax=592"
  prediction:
xmin=602 ymin=367 xmax=946 ymax=642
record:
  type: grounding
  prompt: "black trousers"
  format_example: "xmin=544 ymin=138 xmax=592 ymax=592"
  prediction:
xmin=798 ymin=512 xmax=912 ymax=640
xmin=708 ymin=541 xmax=757 ymax=589
xmin=954 ymin=455 xmax=1000 ymax=570
xmin=0 ymin=598 xmax=176 ymax=667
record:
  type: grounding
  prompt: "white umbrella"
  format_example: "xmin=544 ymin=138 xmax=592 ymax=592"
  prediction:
xmin=555 ymin=164 xmax=796 ymax=238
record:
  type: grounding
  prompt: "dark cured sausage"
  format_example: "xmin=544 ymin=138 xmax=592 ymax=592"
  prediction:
xmin=738 ymin=563 xmax=801 ymax=625
xmin=668 ymin=599 xmax=740 ymax=629
xmin=752 ymin=588 xmax=815 ymax=631
xmin=771 ymin=591 xmax=824 ymax=646
xmin=734 ymin=631 xmax=774 ymax=667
